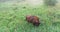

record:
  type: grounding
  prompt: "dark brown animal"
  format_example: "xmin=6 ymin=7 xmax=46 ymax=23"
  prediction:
xmin=26 ymin=15 xmax=40 ymax=26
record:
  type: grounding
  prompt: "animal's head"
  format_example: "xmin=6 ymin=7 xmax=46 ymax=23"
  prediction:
xmin=32 ymin=20 xmax=40 ymax=26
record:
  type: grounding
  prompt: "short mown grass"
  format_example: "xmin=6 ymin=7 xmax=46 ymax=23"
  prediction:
xmin=0 ymin=3 xmax=60 ymax=32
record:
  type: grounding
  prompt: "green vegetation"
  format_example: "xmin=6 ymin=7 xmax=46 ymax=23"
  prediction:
xmin=0 ymin=3 xmax=60 ymax=32
xmin=44 ymin=0 xmax=57 ymax=6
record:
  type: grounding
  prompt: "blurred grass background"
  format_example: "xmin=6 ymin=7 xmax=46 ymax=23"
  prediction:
xmin=0 ymin=0 xmax=60 ymax=32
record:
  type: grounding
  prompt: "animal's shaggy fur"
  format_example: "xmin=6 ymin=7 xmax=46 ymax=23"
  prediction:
xmin=26 ymin=15 xmax=40 ymax=26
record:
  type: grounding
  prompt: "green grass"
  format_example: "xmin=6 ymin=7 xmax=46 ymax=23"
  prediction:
xmin=0 ymin=3 xmax=60 ymax=32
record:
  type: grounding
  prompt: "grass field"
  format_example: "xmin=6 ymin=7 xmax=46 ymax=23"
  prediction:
xmin=0 ymin=3 xmax=60 ymax=32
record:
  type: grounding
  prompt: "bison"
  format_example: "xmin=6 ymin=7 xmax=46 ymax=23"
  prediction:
xmin=26 ymin=15 xmax=40 ymax=26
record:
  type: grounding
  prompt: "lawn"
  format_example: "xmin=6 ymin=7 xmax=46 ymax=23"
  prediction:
xmin=0 ymin=3 xmax=60 ymax=32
